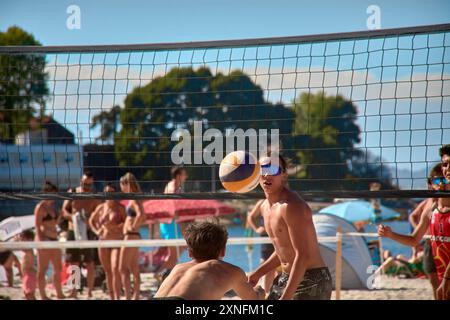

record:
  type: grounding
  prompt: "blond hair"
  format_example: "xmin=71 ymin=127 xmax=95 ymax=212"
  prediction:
xmin=120 ymin=172 xmax=142 ymax=193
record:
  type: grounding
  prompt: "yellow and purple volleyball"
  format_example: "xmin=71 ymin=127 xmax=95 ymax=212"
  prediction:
xmin=219 ymin=151 xmax=261 ymax=193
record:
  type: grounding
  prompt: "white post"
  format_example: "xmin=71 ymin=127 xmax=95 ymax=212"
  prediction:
xmin=335 ymin=226 xmax=343 ymax=300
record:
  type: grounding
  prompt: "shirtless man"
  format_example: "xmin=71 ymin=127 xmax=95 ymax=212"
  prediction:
xmin=248 ymin=154 xmax=332 ymax=300
xmin=62 ymin=171 xmax=102 ymax=298
xmin=154 ymin=221 xmax=265 ymax=300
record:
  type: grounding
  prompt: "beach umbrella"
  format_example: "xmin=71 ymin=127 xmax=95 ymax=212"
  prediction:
xmin=0 ymin=215 xmax=35 ymax=241
xmin=318 ymin=200 xmax=400 ymax=223
xmin=142 ymin=199 xmax=236 ymax=224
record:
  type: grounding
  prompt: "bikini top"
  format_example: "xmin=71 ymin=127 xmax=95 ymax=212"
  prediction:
xmin=100 ymin=204 xmax=125 ymax=225
xmin=126 ymin=204 xmax=137 ymax=218
xmin=42 ymin=203 xmax=57 ymax=222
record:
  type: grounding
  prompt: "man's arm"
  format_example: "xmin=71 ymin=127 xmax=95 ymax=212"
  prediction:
xmin=247 ymin=200 xmax=265 ymax=233
xmin=408 ymin=199 xmax=428 ymax=228
xmin=61 ymin=199 xmax=73 ymax=220
xmin=232 ymin=267 xmax=265 ymax=300
xmin=279 ymin=201 xmax=313 ymax=300
xmin=248 ymin=251 xmax=280 ymax=286
xmin=378 ymin=201 xmax=431 ymax=247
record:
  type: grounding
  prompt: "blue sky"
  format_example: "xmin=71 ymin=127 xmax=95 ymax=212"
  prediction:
xmin=1 ymin=0 xmax=450 ymax=45
xmin=1 ymin=0 xmax=449 ymax=188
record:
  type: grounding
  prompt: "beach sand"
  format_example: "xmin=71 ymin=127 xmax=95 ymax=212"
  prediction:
xmin=0 ymin=273 xmax=434 ymax=300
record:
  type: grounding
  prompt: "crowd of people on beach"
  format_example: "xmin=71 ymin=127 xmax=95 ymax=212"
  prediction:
xmin=1 ymin=145 xmax=450 ymax=300
xmin=0 ymin=166 xmax=189 ymax=300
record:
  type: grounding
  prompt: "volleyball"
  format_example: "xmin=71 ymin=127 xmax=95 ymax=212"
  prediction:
xmin=219 ymin=151 xmax=261 ymax=193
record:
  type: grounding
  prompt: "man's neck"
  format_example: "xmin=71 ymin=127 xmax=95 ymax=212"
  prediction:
xmin=265 ymin=187 xmax=287 ymax=206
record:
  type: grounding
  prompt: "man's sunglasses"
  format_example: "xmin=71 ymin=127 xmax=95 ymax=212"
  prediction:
xmin=429 ymin=177 xmax=449 ymax=185
xmin=260 ymin=164 xmax=282 ymax=176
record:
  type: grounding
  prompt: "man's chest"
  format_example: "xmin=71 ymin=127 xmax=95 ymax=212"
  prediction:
xmin=262 ymin=206 xmax=286 ymax=238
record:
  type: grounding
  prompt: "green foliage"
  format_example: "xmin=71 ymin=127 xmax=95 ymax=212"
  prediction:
xmin=0 ymin=26 xmax=48 ymax=142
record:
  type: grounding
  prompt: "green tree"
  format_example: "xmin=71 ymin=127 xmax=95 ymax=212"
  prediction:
xmin=0 ymin=26 xmax=48 ymax=142
xmin=292 ymin=91 xmax=362 ymax=190
xmin=90 ymin=105 xmax=121 ymax=143
xmin=291 ymin=91 xmax=395 ymax=191
xmin=112 ymin=66 xmax=293 ymax=187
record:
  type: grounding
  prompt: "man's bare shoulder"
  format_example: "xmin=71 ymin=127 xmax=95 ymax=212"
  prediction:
xmin=199 ymin=260 xmax=245 ymax=277
xmin=281 ymin=190 xmax=312 ymax=219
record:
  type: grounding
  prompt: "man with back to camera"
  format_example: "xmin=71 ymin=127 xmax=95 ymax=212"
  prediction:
xmin=154 ymin=221 xmax=265 ymax=300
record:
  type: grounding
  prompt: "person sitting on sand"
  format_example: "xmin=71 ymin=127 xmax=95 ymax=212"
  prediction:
xmin=154 ymin=221 xmax=265 ymax=300
xmin=19 ymin=230 xmax=37 ymax=300
xmin=377 ymin=250 xmax=424 ymax=278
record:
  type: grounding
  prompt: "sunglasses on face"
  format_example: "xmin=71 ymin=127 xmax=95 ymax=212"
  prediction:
xmin=430 ymin=177 xmax=449 ymax=185
xmin=260 ymin=164 xmax=282 ymax=176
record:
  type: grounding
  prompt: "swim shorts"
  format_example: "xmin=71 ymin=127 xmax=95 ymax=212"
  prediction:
xmin=267 ymin=267 xmax=332 ymax=300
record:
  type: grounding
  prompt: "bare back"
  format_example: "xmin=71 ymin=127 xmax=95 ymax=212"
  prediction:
xmin=155 ymin=260 xmax=259 ymax=300
xmin=260 ymin=189 xmax=325 ymax=273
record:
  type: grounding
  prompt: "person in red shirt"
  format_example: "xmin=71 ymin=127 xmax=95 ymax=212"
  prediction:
xmin=378 ymin=144 xmax=450 ymax=300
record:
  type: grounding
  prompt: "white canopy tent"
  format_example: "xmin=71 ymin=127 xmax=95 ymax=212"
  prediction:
xmin=313 ymin=213 xmax=373 ymax=289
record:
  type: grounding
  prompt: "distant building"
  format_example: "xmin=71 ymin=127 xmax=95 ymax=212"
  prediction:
xmin=15 ymin=116 xmax=75 ymax=145
xmin=0 ymin=116 xmax=82 ymax=191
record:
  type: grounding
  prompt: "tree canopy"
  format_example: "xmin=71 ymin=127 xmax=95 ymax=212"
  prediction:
xmin=0 ymin=26 xmax=48 ymax=142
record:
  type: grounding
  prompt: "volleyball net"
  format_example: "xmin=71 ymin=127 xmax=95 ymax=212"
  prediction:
xmin=1 ymin=23 xmax=450 ymax=200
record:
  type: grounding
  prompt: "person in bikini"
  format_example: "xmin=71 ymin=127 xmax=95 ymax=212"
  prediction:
xmin=89 ymin=183 xmax=127 ymax=300
xmin=35 ymin=181 xmax=65 ymax=300
xmin=154 ymin=221 xmax=265 ymax=300
xmin=19 ymin=230 xmax=37 ymax=300
xmin=158 ymin=166 xmax=188 ymax=275
xmin=378 ymin=144 xmax=450 ymax=300
xmin=61 ymin=170 xmax=102 ymax=298
xmin=119 ymin=172 xmax=145 ymax=300
xmin=248 ymin=153 xmax=332 ymax=300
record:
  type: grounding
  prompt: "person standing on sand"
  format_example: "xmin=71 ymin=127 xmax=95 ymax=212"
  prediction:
xmin=248 ymin=153 xmax=332 ymax=300
xmin=378 ymin=144 xmax=450 ymax=300
xmin=406 ymin=163 xmax=443 ymax=298
xmin=19 ymin=230 xmax=37 ymax=300
xmin=89 ymin=184 xmax=126 ymax=300
xmin=61 ymin=170 xmax=102 ymax=298
xmin=158 ymin=166 xmax=188 ymax=274
xmin=119 ymin=172 xmax=145 ymax=300
xmin=35 ymin=181 xmax=65 ymax=300
xmin=247 ymin=199 xmax=276 ymax=294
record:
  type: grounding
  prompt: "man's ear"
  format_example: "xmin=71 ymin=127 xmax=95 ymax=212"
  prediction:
xmin=220 ymin=246 xmax=226 ymax=258
xmin=188 ymin=249 xmax=193 ymax=258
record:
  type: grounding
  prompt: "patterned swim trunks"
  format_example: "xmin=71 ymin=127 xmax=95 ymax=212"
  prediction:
xmin=268 ymin=267 xmax=332 ymax=300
